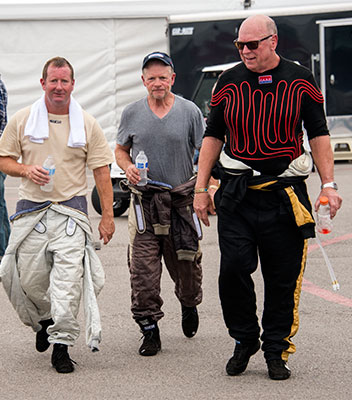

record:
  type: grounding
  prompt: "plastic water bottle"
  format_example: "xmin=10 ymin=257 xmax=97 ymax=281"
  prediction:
xmin=135 ymin=150 xmax=148 ymax=186
xmin=41 ymin=155 xmax=56 ymax=192
xmin=316 ymin=196 xmax=332 ymax=234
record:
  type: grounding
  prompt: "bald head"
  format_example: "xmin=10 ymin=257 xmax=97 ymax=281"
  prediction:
xmin=237 ymin=14 xmax=280 ymax=73
xmin=239 ymin=15 xmax=277 ymax=39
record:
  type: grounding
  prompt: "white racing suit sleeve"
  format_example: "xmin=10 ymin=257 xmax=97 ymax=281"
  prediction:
xmin=0 ymin=208 xmax=49 ymax=332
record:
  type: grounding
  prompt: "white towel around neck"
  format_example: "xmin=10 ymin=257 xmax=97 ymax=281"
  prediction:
xmin=24 ymin=94 xmax=86 ymax=147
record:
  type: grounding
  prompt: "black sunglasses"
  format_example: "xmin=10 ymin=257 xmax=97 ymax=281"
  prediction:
xmin=233 ymin=34 xmax=273 ymax=51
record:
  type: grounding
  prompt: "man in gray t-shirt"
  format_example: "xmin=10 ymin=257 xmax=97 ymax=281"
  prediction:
xmin=117 ymin=95 xmax=204 ymax=187
xmin=115 ymin=51 xmax=205 ymax=357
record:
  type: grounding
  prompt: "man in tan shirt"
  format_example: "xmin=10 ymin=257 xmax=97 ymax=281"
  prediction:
xmin=0 ymin=57 xmax=115 ymax=374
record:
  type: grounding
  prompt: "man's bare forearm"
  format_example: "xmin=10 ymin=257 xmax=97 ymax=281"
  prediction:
xmin=195 ymin=137 xmax=223 ymax=188
xmin=93 ymin=165 xmax=114 ymax=217
xmin=115 ymin=144 xmax=133 ymax=172
xmin=0 ymin=156 xmax=27 ymax=177
xmin=309 ymin=135 xmax=334 ymax=184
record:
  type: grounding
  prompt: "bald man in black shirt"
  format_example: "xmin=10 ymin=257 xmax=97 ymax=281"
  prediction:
xmin=194 ymin=15 xmax=342 ymax=380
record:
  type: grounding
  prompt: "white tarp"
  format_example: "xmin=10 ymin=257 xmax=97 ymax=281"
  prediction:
xmin=0 ymin=0 xmax=351 ymax=148
xmin=0 ymin=17 xmax=168 ymax=147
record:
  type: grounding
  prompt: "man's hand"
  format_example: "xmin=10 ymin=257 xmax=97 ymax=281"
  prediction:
xmin=192 ymin=137 xmax=223 ymax=227
xmin=98 ymin=214 xmax=115 ymax=245
xmin=194 ymin=192 xmax=216 ymax=227
xmin=315 ymin=188 xmax=342 ymax=219
xmin=0 ymin=157 xmax=51 ymax=185
xmin=115 ymin=144 xmax=145 ymax=186
xmin=23 ymin=165 xmax=50 ymax=186
xmin=125 ymin=163 xmax=146 ymax=186
xmin=309 ymin=136 xmax=342 ymax=218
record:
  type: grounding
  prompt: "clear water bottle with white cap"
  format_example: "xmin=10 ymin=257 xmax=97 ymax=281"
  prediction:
xmin=41 ymin=155 xmax=56 ymax=192
xmin=316 ymin=196 xmax=332 ymax=234
xmin=135 ymin=150 xmax=148 ymax=186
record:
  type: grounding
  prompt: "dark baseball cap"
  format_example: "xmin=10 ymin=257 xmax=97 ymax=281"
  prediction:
xmin=142 ymin=51 xmax=174 ymax=70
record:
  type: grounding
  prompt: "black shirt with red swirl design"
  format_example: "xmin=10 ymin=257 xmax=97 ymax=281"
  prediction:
xmin=204 ymin=57 xmax=329 ymax=176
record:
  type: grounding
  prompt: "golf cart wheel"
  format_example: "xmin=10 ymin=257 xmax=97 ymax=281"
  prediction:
xmin=91 ymin=185 xmax=129 ymax=217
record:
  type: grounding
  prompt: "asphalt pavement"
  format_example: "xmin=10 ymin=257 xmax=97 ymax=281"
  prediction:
xmin=1 ymin=162 xmax=352 ymax=400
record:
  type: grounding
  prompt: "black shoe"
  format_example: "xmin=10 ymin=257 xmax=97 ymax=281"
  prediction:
xmin=36 ymin=318 xmax=54 ymax=352
xmin=51 ymin=344 xmax=75 ymax=373
xmin=181 ymin=305 xmax=199 ymax=338
xmin=226 ymin=340 xmax=260 ymax=376
xmin=267 ymin=359 xmax=291 ymax=380
xmin=138 ymin=318 xmax=161 ymax=356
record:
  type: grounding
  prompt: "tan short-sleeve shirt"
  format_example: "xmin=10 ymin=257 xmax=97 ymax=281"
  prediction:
xmin=0 ymin=106 xmax=114 ymax=202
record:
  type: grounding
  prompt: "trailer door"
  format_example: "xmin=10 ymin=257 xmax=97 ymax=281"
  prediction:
xmin=318 ymin=18 xmax=352 ymax=117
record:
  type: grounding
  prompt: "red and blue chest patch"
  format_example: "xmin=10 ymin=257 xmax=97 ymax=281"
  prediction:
xmin=258 ymin=75 xmax=272 ymax=84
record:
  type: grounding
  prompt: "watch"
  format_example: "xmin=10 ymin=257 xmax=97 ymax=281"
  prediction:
xmin=321 ymin=182 xmax=338 ymax=190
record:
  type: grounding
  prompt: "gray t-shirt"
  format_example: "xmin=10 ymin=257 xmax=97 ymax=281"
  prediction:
xmin=117 ymin=95 xmax=205 ymax=187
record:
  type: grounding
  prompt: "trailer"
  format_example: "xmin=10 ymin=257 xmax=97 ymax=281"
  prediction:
xmin=168 ymin=4 xmax=352 ymax=160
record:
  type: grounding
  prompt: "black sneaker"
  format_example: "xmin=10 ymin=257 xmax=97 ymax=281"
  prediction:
xmin=138 ymin=318 xmax=161 ymax=356
xmin=181 ymin=305 xmax=199 ymax=338
xmin=36 ymin=318 xmax=54 ymax=352
xmin=226 ymin=340 xmax=260 ymax=376
xmin=267 ymin=359 xmax=291 ymax=380
xmin=51 ymin=344 xmax=75 ymax=373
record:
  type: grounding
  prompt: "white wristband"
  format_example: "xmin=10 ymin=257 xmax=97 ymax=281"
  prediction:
xmin=321 ymin=182 xmax=338 ymax=190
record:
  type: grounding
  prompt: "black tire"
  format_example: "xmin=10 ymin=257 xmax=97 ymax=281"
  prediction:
xmin=91 ymin=185 xmax=129 ymax=217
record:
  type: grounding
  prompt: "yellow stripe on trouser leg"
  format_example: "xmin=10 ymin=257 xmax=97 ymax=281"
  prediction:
xmin=282 ymin=238 xmax=308 ymax=361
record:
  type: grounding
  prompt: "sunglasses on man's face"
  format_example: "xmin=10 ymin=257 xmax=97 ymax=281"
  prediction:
xmin=233 ymin=34 xmax=273 ymax=51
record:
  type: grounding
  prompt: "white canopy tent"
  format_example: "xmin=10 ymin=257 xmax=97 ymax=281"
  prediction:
xmin=0 ymin=0 xmax=351 ymax=147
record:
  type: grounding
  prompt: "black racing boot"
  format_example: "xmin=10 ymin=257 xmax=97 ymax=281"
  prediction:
xmin=51 ymin=344 xmax=76 ymax=373
xmin=36 ymin=318 xmax=54 ymax=352
xmin=226 ymin=340 xmax=260 ymax=376
xmin=138 ymin=318 xmax=161 ymax=356
xmin=267 ymin=359 xmax=291 ymax=380
xmin=181 ymin=305 xmax=199 ymax=338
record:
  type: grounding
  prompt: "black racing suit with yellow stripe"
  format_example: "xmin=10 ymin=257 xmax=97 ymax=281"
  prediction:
xmin=205 ymin=57 xmax=329 ymax=361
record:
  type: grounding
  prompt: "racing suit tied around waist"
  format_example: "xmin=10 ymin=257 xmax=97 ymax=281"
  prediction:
xmin=121 ymin=178 xmax=202 ymax=261
xmin=212 ymin=162 xmax=315 ymax=240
